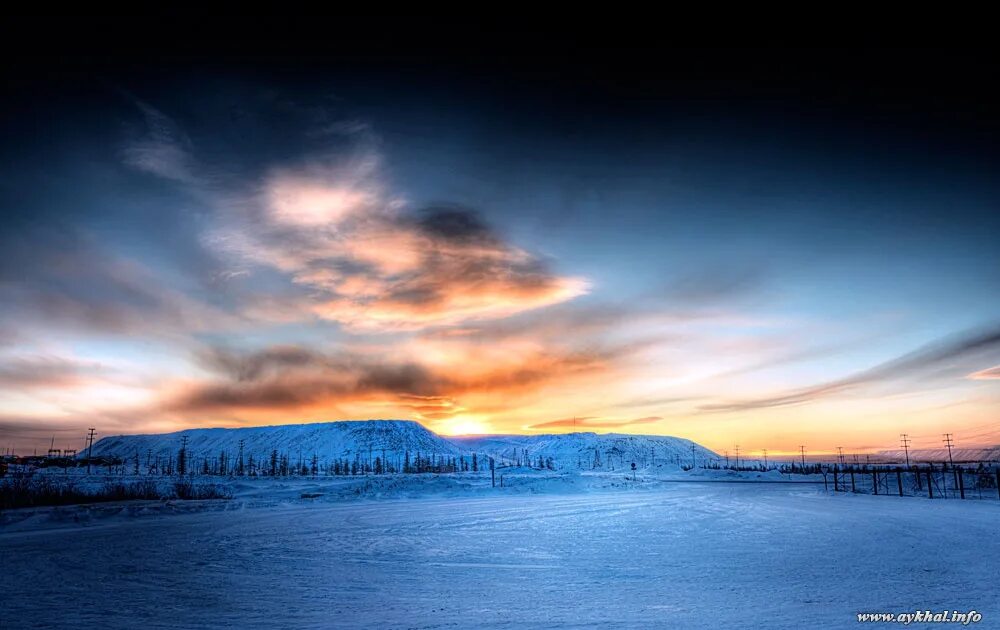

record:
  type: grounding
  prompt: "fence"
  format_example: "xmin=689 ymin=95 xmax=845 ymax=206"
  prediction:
xmin=821 ymin=464 xmax=1000 ymax=501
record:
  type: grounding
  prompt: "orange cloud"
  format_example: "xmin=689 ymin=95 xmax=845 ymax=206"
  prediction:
xmin=168 ymin=341 xmax=613 ymax=425
xmin=526 ymin=416 xmax=663 ymax=430
xmin=211 ymin=156 xmax=588 ymax=332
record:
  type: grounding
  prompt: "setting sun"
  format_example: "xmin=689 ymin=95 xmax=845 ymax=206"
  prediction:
xmin=439 ymin=416 xmax=492 ymax=436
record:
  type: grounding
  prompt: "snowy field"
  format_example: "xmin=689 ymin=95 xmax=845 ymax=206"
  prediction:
xmin=2 ymin=478 xmax=998 ymax=629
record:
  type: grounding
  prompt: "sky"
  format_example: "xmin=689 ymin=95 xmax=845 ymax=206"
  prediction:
xmin=1 ymin=21 xmax=998 ymax=456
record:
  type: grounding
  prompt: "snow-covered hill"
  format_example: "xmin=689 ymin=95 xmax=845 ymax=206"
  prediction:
xmin=451 ymin=432 xmax=720 ymax=470
xmin=88 ymin=420 xmax=464 ymax=466
xmin=875 ymin=445 xmax=1000 ymax=464
xmin=87 ymin=421 xmax=721 ymax=472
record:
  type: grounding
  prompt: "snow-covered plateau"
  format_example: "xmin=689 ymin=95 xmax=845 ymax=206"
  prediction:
xmin=82 ymin=420 xmax=722 ymax=472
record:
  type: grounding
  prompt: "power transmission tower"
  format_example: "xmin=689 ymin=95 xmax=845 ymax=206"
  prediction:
xmin=836 ymin=446 xmax=845 ymax=466
xmin=762 ymin=449 xmax=768 ymax=469
xmin=86 ymin=428 xmax=96 ymax=474
xmin=734 ymin=444 xmax=740 ymax=468
xmin=900 ymin=434 xmax=911 ymax=467
xmin=942 ymin=433 xmax=955 ymax=467
xmin=690 ymin=444 xmax=696 ymax=469
xmin=724 ymin=450 xmax=729 ymax=467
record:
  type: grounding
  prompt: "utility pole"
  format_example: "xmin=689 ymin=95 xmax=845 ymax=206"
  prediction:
xmin=799 ymin=445 xmax=806 ymax=468
xmin=178 ymin=435 xmax=189 ymax=476
xmin=734 ymin=444 xmax=740 ymax=469
xmin=86 ymin=428 xmax=96 ymax=474
xmin=762 ymin=449 xmax=768 ymax=469
xmin=690 ymin=444 xmax=696 ymax=469
xmin=836 ymin=446 xmax=845 ymax=466
xmin=942 ymin=433 xmax=955 ymax=467
xmin=724 ymin=450 xmax=729 ymax=467
xmin=900 ymin=434 xmax=911 ymax=468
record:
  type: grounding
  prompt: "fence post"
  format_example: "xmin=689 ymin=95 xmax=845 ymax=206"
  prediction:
xmin=872 ymin=470 xmax=878 ymax=495
xmin=850 ymin=469 xmax=856 ymax=493
xmin=996 ymin=468 xmax=1000 ymax=500
xmin=897 ymin=468 xmax=903 ymax=496
xmin=958 ymin=467 xmax=965 ymax=499
xmin=833 ymin=465 xmax=839 ymax=492
xmin=927 ymin=470 xmax=933 ymax=499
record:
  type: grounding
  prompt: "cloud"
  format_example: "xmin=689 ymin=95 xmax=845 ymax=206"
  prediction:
xmin=661 ymin=265 xmax=766 ymax=305
xmin=702 ymin=325 xmax=1000 ymax=412
xmin=119 ymin=99 xmax=589 ymax=333
xmin=0 ymin=226 xmax=238 ymax=337
xmin=171 ymin=341 xmax=612 ymax=419
xmin=121 ymin=100 xmax=200 ymax=184
xmin=968 ymin=365 xmax=1000 ymax=380
xmin=0 ymin=356 xmax=110 ymax=389
xmin=215 ymin=178 xmax=589 ymax=331
xmin=526 ymin=416 xmax=663 ymax=430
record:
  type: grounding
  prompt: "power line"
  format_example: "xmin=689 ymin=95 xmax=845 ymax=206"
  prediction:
xmin=86 ymin=428 xmax=96 ymax=474
xmin=942 ymin=433 xmax=955 ymax=467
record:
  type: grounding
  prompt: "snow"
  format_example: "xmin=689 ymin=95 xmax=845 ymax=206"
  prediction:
xmin=87 ymin=419 xmax=466 ymax=464
xmin=2 ymin=473 xmax=997 ymax=629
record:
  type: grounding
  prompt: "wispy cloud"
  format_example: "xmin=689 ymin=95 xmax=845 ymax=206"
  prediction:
xmin=0 ymin=356 xmax=110 ymax=389
xmin=701 ymin=326 xmax=1000 ymax=412
xmin=0 ymin=226 xmax=237 ymax=337
xmin=968 ymin=365 xmax=1000 ymax=380
xmin=121 ymin=99 xmax=200 ymax=185
xmin=526 ymin=415 xmax=662 ymax=430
